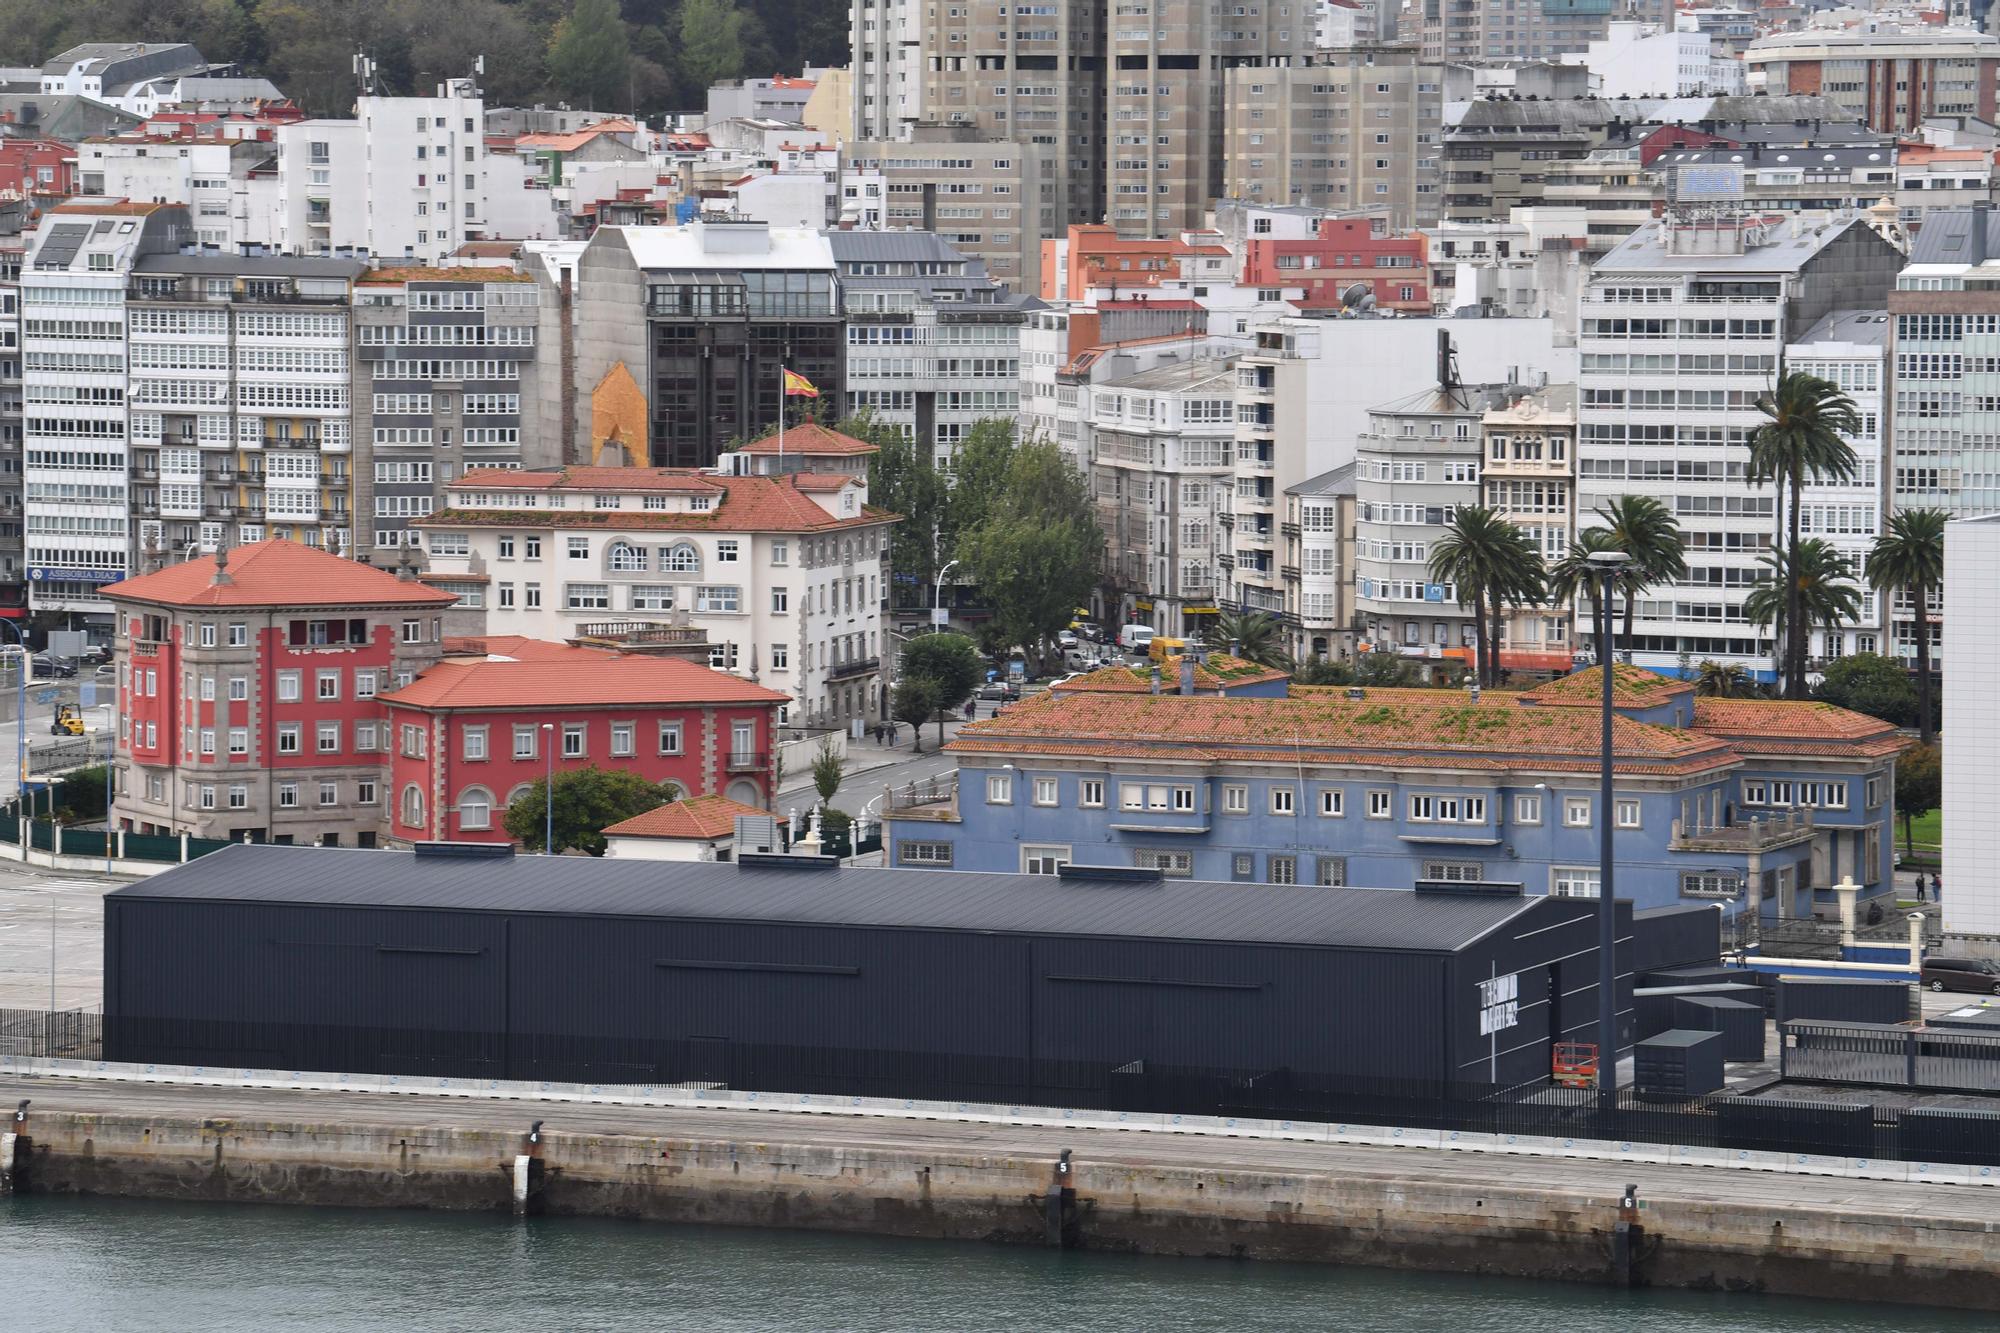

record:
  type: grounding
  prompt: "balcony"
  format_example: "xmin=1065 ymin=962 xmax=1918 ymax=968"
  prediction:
xmin=1669 ymin=807 xmax=1815 ymax=854
xmin=1281 ymin=521 xmax=1301 ymax=539
xmin=568 ymin=622 xmax=711 ymax=658
xmin=884 ymin=775 xmax=959 ymax=823
xmin=828 ymin=655 xmax=881 ymax=681
xmin=726 ymin=750 xmax=770 ymax=773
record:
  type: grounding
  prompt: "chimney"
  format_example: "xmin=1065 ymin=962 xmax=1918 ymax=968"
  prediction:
xmin=210 ymin=544 xmax=233 ymax=587
xmin=396 ymin=546 xmax=418 ymax=582
xmin=1149 ymin=665 xmax=1161 ymax=695
xmin=1179 ymin=658 xmax=1196 ymax=695
xmin=1972 ymin=200 xmax=1992 ymax=267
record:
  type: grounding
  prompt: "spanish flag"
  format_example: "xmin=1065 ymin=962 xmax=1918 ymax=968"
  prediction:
xmin=782 ymin=368 xmax=820 ymax=398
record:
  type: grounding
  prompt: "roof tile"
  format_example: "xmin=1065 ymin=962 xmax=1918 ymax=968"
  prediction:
xmin=380 ymin=655 xmax=788 ymax=710
xmin=603 ymin=794 xmax=769 ymax=841
xmin=103 ymin=539 xmax=456 ymax=609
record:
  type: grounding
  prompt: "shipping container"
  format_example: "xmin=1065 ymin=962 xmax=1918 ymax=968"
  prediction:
xmin=1630 ymin=903 xmax=1722 ymax=973
xmin=1772 ymin=977 xmax=1915 ymax=1027
xmin=1634 ymin=983 xmax=1766 ymax=1041
xmin=104 ymin=844 xmax=1632 ymax=1103
xmin=1671 ymin=995 xmax=1765 ymax=1061
xmin=1634 ymin=1029 xmax=1724 ymax=1099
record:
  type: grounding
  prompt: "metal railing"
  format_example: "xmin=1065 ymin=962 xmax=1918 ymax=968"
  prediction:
xmin=1669 ymin=808 xmax=1815 ymax=853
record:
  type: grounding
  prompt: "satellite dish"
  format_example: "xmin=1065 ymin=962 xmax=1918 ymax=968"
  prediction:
xmin=1340 ymin=282 xmax=1372 ymax=308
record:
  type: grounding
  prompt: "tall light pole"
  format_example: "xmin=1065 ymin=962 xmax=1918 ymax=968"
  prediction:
xmin=540 ymin=722 xmax=555 ymax=855
xmin=93 ymin=702 xmax=114 ymax=875
xmin=1586 ymin=548 xmax=1632 ymax=1118
xmin=932 ymin=558 xmax=960 ymax=633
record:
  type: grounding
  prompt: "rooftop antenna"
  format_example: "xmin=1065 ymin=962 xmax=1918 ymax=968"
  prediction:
xmin=353 ymin=51 xmax=378 ymax=97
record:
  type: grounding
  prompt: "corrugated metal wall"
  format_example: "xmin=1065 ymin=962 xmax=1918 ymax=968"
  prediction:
xmin=106 ymin=891 xmax=1609 ymax=1096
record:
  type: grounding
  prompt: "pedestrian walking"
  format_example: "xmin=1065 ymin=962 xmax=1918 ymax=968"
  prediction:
xmin=963 ymin=699 xmax=976 ymax=721
xmin=1914 ymin=873 xmax=1927 ymax=902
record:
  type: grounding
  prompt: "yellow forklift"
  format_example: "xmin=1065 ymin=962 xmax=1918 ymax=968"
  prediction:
xmin=51 ymin=703 xmax=83 ymax=737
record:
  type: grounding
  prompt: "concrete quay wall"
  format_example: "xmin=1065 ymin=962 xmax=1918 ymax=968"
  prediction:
xmin=8 ymin=1109 xmax=1999 ymax=1311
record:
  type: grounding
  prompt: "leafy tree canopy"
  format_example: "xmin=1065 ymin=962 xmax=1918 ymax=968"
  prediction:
xmin=501 ymin=765 xmax=678 ymax=855
xmin=1814 ymin=652 xmax=1920 ymax=728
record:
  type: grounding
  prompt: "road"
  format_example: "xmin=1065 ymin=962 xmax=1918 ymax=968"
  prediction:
xmin=0 ymin=862 xmax=123 ymax=1010
xmin=0 ymin=1071 xmax=1983 ymax=1220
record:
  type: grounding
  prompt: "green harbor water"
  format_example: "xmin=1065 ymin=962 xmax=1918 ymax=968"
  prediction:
xmin=0 ymin=1195 xmax=1983 ymax=1331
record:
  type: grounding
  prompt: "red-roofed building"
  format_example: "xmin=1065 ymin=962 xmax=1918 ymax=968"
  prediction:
xmin=602 ymin=793 xmax=773 ymax=860
xmin=0 ymin=140 xmax=76 ymax=203
xmin=106 ymin=540 xmax=787 ymax=846
xmin=416 ymin=426 xmax=897 ymax=728
xmin=380 ymin=652 xmax=786 ymax=844
xmin=106 ymin=541 xmax=455 ymax=847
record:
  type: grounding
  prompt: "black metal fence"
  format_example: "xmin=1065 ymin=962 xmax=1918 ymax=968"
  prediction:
xmin=4 ymin=1009 xmax=1997 ymax=1168
xmin=0 ymin=1007 xmax=102 ymax=1059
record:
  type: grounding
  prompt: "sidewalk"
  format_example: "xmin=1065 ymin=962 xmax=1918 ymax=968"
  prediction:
xmin=774 ymin=717 xmax=969 ymax=798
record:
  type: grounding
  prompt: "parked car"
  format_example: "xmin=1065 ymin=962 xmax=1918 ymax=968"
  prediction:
xmin=1921 ymin=956 xmax=2000 ymax=995
xmin=976 ymin=681 xmax=1020 ymax=703
xmin=1057 ymin=629 xmax=1078 ymax=650
xmin=30 ymin=653 xmax=75 ymax=679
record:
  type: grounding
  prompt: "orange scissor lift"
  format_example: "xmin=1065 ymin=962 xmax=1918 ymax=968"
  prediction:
xmin=1552 ymin=1041 xmax=1600 ymax=1089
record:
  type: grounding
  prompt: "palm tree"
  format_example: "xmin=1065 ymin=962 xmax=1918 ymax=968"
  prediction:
xmin=1546 ymin=528 xmax=1622 ymax=665
xmin=1742 ymin=540 xmax=1863 ymax=682
xmin=1591 ymin=494 xmax=1688 ymax=653
xmin=1204 ymin=609 xmax=1289 ymax=670
xmin=1749 ymin=372 xmax=1862 ymax=695
xmin=1429 ymin=506 xmax=1546 ymax=687
xmin=1865 ymin=507 xmax=1947 ymax=745
xmin=1692 ymin=660 xmax=1756 ymax=698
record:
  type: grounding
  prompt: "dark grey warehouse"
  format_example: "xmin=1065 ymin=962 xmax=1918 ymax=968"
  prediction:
xmin=103 ymin=844 xmax=1635 ymax=1113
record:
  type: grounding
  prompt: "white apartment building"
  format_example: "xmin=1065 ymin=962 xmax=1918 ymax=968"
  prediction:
xmin=1481 ymin=383 xmax=1580 ymax=670
xmin=1576 ymin=212 xmax=1903 ymax=683
xmin=19 ymin=201 xmax=176 ymax=619
xmin=272 ymin=82 xmax=557 ymax=266
xmin=1284 ymin=462 xmax=1357 ymax=662
xmin=1565 ymin=20 xmax=1744 ymax=99
xmin=1787 ymin=309 xmax=1890 ymax=663
xmin=20 ymin=199 xmax=372 ymax=621
xmin=1089 ymin=357 xmax=1237 ymax=638
xmin=1941 ymin=513 xmax=2000 ymax=938
xmin=417 ymin=434 xmax=896 ymax=727
xmin=76 ymin=135 xmax=280 ymax=252
xmin=1350 ymin=381 xmax=1510 ymax=659
xmin=847 ymin=0 xmax=923 ymax=140
xmin=827 ymin=230 xmax=1034 ymax=466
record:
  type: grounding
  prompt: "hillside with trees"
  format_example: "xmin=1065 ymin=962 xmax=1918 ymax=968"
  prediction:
xmin=0 ymin=0 xmax=850 ymax=117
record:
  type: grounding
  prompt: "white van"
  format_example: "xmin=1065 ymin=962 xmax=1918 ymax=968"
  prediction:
xmin=1118 ymin=624 xmax=1156 ymax=651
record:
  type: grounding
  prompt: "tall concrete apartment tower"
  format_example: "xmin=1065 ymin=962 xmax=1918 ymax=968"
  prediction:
xmin=850 ymin=0 xmax=923 ymax=139
xmin=919 ymin=0 xmax=1310 ymax=238
xmin=1420 ymin=0 xmax=1669 ymax=63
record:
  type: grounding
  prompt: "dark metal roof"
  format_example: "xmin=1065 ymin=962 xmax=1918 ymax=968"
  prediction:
xmin=112 ymin=843 xmax=1542 ymax=953
xmin=134 ymin=253 xmax=366 ymax=278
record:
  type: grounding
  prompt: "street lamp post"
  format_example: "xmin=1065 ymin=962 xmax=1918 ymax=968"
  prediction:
xmin=97 ymin=702 xmax=115 ymax=874
xmin=1586 ymin=548 xmax=1632 ymax=1118
xmin=540 ymin=722 xmax=555 ymax=855
xmin=932 ymin=558 xmax=960 ymax=632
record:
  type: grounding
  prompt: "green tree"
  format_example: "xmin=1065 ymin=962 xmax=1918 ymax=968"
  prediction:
xmin=547 ymin=0 xmax=630 ymax=109
xmin=1546 ymin=528 xmax=1622 ymax=665
xmin=900 ymin=632 xmax=982 ymax=748
xmin=1353 ymin=653 xmax=1418 ymax=687
xmin=1292 ymin=656 xmax=1354 ymax=686
xmin=852 ymin=413 xmax=947 ymax=606
xmin=1896 ymin=741 xmax=1941 ymax=858
xmin=501 ymin=765 xmax=676 ymax=856
xmin=1589 ymin=494 xmax=1688 ymax=652
xmin=1865 ymin=506 xmax=1947 ymax=746
xmin=1428 ymin=506 xmax=1545 ymax=687
xmin=1742 ymin=540 xmax=1862 ymax=683
xmin=944 ymin=417 xmax=1019 ymax=550
xmin=810 ymin=736 xmax=843 ymax=807
xmin=892 ymin=675 xmax=941 ymax=753
xmin=1749 ymin=372 xmax=1862 ymax=695
xmin=1693 ymin=660 xmax=1756 ymax=698
xmin=1204 ymin=610 xmax=1289 ymax=670
xmin=54 ymin=764 xmax=110 ymax=824
xmin=1814 ymin=653 xmax=1922 ymax=729
xmin=677 ymin=0 xmax=746 ymax=93
xmin=959 ymin=441 xmax=1101 ymax=664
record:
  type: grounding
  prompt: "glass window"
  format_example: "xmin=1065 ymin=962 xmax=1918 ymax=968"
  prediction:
xmin=611 ymin=721 xmax=635 ymax=757
xmin=1318 ymin=788 xmax=1343 ymax=817
xmin=1563 ymin=797 xmax=1592 ymax=828
xmin=1033 ymin=777 xmax=1058 ymax=806
xmin=986 ymin=773 xmax=1012 ymax=804
xmin=1552 ymin=867 xmax=1601 ymax=898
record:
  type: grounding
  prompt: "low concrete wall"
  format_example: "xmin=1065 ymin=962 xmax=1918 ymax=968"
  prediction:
xmin=12 ymin=1110 xmax=1999 ymax=1311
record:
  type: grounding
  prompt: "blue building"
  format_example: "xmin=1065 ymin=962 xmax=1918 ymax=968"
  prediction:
xmin=884 ymin=665 xmax=1901 ymax=920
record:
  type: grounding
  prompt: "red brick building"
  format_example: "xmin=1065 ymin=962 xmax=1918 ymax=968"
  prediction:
xmin=0 ymin=140 xmax=77 ymax=203
xmin=109 ymin=540 xmax=786 ymax=847
xmin=378 ymin=644 xmax=786 ymax=843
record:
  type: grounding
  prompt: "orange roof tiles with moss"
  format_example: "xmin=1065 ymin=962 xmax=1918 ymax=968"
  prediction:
xmin=603 ymin=794 xmax=770 ymax=841
xmin=948 ymin=691 xmax=1736 ymax=775
xmin=103 ymin=540 xmax=457 ymax=610
xmin=1522 ymin=664 xmax=1693 ymax=708
xmin=380 ymin=656 xmax=788 ymax=711
xmin=1052 ymin=652 xmax=1289 ymax=694
xmin=1689 ymin=698 xmax=1905 ymax=757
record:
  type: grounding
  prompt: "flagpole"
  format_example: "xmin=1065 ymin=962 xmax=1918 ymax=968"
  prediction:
xmin=779 ymin=364 xmax=786 ymax=474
